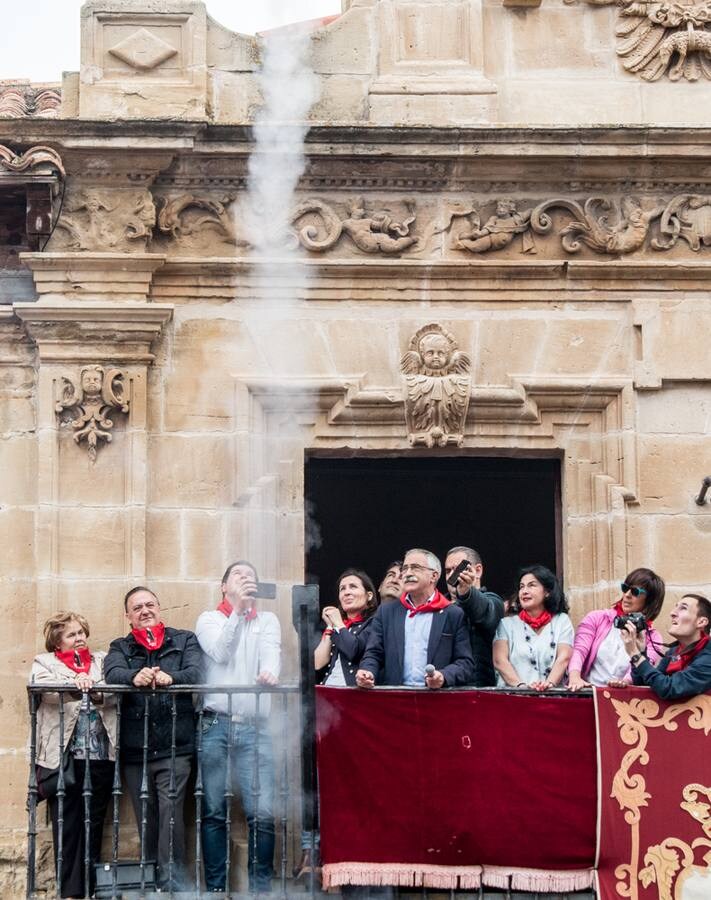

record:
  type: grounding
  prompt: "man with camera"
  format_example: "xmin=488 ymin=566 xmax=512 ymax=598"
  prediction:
xmin=195 ymin=560 xmax=281 ymax=893
xmin=622 ymin=592 xmax=711 ymax=699
xmin=443 ymin=546 xmax=504 ymax=686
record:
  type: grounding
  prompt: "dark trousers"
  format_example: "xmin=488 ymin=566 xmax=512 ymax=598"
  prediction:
xmin=123 ymin=754 xmax=192 ymax=890
xmin=48 ymin=758 xmax=114 ymax=899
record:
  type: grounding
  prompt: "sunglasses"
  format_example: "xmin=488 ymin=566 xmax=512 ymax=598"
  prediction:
xmin=621 ymin=583 xmax=647 ymax=598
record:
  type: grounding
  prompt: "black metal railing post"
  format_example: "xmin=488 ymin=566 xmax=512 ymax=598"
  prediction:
xmin=80 ymin=689 xmax=92 ymax=899
xmin=110 ymin=695 xmax=122 ymax=900
xmin=291 ymin=584 xmax=320 ymax=897
xmin=26 ymin=690 xmax=39 ymax=899
xmin=194 ymin=707 xmax=204 ymax=898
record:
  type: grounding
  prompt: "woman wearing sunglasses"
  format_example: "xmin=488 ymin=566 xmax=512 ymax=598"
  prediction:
xmin=568 ymin=568 xmax=665 ymax=690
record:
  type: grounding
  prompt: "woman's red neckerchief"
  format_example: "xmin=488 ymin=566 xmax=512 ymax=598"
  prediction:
xmin=343 ymin=614 xmax=365 ymax=628
xmin=400 ymin=590 xmax=451 ymax=617
xmin=665 ymin=634 xmax=710 ymax=674
xmin=131 ymin=622 xmax=166 ymax=650
xmin=55 ymin=647 xmax=91 ymax=674
xmin=519 ymin=609 xmax=553 ymax=630
xmin=217 ymin=597 xmax=257 ymax=621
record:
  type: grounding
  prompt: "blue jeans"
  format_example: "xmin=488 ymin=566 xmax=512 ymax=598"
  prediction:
xmin=200 ymin=714 xmax=275 ymax=892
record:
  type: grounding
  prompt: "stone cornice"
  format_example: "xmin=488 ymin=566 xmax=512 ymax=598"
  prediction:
xmin=20 ymin=252 xmax=166 ymax=302
xmin=13 ymin=301 xmax=173 ymax=364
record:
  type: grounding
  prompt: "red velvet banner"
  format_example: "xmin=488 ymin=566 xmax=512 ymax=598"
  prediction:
xmin=316 ymin=687 xmax=597 ymax=891
xmin=595 ymin=688 xmax=711 ymax=900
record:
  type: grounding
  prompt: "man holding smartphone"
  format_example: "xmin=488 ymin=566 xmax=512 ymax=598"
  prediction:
xmin=444 ymin=546 xmax=504 ymax=686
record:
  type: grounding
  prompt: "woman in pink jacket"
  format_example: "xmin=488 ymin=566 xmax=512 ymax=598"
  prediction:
xmin=568 ymin=568 xmax=666 ymax=690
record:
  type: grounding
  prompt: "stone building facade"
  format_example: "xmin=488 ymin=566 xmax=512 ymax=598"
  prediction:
xmin=1 ymin=0 xmax=711 ymax=890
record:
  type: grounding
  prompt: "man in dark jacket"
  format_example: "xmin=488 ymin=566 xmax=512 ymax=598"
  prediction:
xmin=623 ymin=592 xmax=711 ymax=700
xmin=356 ymin=548 xmax=474 ymax=688
xmin=444 ymin=546 xmax=504 ymax=686
xmin=104 ymin=586 xmax=202 ymax=891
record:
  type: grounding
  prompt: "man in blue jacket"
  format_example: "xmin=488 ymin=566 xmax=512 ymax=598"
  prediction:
xmin=622 ymin=592 xmax=711 ymax=699
xmin=356 ymin=547 xmax=474 ymax=688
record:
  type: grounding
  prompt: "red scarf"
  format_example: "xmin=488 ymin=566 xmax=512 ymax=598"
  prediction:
xmin=55 ymin=647 xmax=91 ymax=674
xmin=400 ymin=590 xmax=450 ymax=618
xmin=216 ymin=597 xmax=258 ymax=620
xmin=343 ymin=614 xmax=364 ymax=629
xmin=613 ymin=601 xmax=654 ymax=629
xmin=131 ymin=622 xmax=166 ymax=650
xmin=665 ymin=634 xmax=710 ymax=674
xmin=519 ymin=609 xmax=553 ymax=630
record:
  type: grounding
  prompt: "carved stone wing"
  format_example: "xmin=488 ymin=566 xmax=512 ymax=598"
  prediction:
xmin=440 ymin=375 xmax=471 ymax=434
xmin=55 ymin=374 xmax=82 ymax=412
xmin=102 ymin=369 xmax=129 ymax=412
xmin=448 ymin=351 xmax=471 ymax=375
xmin=400 ymin=350 xmax=424 ymax=376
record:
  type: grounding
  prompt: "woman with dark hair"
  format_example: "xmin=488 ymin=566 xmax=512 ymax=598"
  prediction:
xmin=30 ymin=611 xmax=116 ymax=899
xmin=493 ymin=565 xmax=574 ymax=691
xmin=314 ymin=568 xmax=379 ymax=685
xmin=295 ymin=569 xmax=379 ymax=883
xmin=568 ymin=567 xmax=665 ymax=690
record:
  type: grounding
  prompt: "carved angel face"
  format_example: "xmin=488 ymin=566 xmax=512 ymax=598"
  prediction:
xmin=80 ymin=366 xmax=103 ymax=397
xmin=419 ymin=334 xmax=451 ymax=371
xmin=496 ymin=198 xmax=516 ymax=216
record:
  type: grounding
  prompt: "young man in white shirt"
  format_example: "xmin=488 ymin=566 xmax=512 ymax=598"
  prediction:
xmin=195 ymin=561 xmax=281 ymax=893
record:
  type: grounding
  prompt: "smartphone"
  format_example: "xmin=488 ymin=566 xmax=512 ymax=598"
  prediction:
xmin=255 ymin=582 xmax=277 ymax=599
xmin=446 ymin=559 xmax=471 ymax=587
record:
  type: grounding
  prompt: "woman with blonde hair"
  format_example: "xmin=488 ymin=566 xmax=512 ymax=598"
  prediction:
xmin=30 ymin=611 xmax=116 ymax=899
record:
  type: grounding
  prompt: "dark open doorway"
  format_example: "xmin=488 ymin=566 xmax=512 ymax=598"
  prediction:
xmin=304 ymin=453 xmax=562 ymax=605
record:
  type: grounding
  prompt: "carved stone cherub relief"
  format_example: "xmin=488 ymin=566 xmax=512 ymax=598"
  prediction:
xmin=400 ymin=324 xmax=472 ymax=448
xmin=440 ymin=198 xmax=536 ymax=254
xmin=291 ymin=196 xmax=418 ymax=254
xmin=572 ymin=0 xmax=711 ymax=82
xmin=51 ymin=189 xmax=156 ymax=252
xmin=55 ymin=365 xmax=130 ymax=462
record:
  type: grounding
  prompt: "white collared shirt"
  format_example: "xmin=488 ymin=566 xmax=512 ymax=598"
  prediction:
xmin=403 ymin=592 xmax=435 ymax=686
xmin=195 ymin=608 xmax=281 ymax=719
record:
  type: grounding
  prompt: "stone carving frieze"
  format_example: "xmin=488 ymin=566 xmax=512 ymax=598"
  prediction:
xmin=291 ymin=197 xmax=418 ymax=254
xmin=400 ymin=324 xmax=471 ymax=448
xmin=55 ymin=365 xmax=130 ymax=463
xmin=572 ymin=0 xmax=711 ymax=82
xmin=437 ymin=194 xmax=711 ymax=257
xmin=156 ymin=193 xmax=242 ymax=247
xmin=51 ymin=188 xmax=156 ymax=251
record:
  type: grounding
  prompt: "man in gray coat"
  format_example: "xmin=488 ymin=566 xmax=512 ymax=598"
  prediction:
xmin=444 ymin=546 xmax=504 ymax=686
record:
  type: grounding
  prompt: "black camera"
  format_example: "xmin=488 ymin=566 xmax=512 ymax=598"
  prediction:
xmin=613 ymin=611 xmax=647 ymax=633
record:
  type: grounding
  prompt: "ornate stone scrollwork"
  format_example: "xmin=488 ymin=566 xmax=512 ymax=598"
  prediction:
xmin=572 ymin=0 xmax=711 ymax=82
xmin=400 ymin=324 xmax=471 ymax=448
xmin=55 ymin=365 xmax=130 ymax=463
xmin=52 ymin=189 xmax=155 ymax=251
xmin=291 ymin=196 xmax=418 ymax=254
xmin=156 ymin=193 xmax=239 ymax=245
xmin=653 ymin=194 xmax=711 ymax=249
xmin=438 ymin=198 xmax=536 ymax=253
xmin=530 ymin=196 xmax=664 ymax=254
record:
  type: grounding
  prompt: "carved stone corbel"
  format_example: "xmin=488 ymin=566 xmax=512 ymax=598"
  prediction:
xmin=55 ymin=365 xmax=129 ymax=462
xmin=400 ymin=323 xmax=472 ymax=447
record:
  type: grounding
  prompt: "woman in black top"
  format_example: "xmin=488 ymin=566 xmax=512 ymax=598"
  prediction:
xmin=315 ymin=568 xmax=379 ymax=685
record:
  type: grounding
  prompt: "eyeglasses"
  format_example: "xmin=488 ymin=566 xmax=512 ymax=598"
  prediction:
xmin=621 ymin=583 xmax=647 ymax=598
xmin=401 ymin=563 xmax=436 ymax=574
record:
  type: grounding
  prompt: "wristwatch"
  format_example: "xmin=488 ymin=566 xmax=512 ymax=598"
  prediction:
xmin=629 ymin=652 xmax=644 ymax=666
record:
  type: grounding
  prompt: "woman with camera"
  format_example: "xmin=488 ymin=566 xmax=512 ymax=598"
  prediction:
xmin=30 ymin=611 xmax=116 ymax=899
xmin=567 ymin=568 xmax=665 ymax=691
xmin=493 ymin=564 xmax=574 ymax=690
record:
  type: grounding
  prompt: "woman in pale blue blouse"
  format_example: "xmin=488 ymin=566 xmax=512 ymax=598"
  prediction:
xmin=493 ymin=565 xmax=574 ymax=690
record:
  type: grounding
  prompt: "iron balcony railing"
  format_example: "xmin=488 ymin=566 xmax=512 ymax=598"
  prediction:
xmin=26 ymin=682 xmax=307 ymax=900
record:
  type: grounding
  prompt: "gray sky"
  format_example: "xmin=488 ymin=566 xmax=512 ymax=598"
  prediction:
xmin=2 ymin=0 xmax=342 ymax=82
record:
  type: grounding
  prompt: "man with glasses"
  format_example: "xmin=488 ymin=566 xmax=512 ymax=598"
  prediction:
xmin=356 ymin=548 xmax=473 ymax=688
xmin=444 ymin=546 xmax=504 ymax=686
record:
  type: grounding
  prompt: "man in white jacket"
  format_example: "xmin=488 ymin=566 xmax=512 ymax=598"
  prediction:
xmin=195 ymin=560 xmax=281 ymax=893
